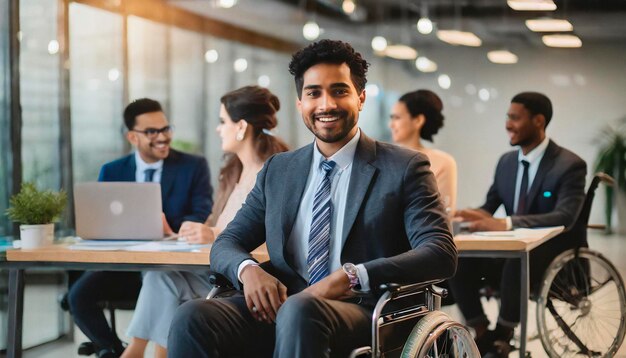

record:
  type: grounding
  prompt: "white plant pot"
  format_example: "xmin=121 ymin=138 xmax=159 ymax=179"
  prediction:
xmin=19 ymin=223 xmax=54 ymax=249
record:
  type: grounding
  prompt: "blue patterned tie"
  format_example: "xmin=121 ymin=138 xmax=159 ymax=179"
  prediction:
xmin=144 ymin=168 xmax=156 ymax=183
xmin=308 ymin=160 xmax=336 ymax=285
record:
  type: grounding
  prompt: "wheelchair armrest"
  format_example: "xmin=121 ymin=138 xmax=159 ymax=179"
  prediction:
xmin=208 ymin=272 xmax=235 ymax=288
xmin=377 ymin=279 xmax=444 ymax=299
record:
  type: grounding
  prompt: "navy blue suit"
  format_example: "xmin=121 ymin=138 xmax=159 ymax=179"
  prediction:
xmin=68 ymin=149 xmax=213 ymax=356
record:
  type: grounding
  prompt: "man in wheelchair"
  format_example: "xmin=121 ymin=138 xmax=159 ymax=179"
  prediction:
xmin=451 ymin=92 xmax=587 ymax=357
xmin=167 ymin=39 xmax=458 ymax=357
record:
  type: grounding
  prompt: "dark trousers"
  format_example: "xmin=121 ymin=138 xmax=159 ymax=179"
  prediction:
xmin=448 ymin=243 xmax=559 ymax=327
xmin=167 ymin=291 xmax=372 ymax=358
xmin=67 ymin=271 xmax=142 ymax=353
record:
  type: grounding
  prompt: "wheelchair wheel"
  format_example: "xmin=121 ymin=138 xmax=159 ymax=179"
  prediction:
xmin=537 ymin=248 xmax=626 ymax=357
xmin=400 ymin=311 xmax=479 ymax=358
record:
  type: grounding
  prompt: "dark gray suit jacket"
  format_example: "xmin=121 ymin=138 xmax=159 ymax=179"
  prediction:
xmin=211 ymin=132 xmax=457 ymax=295
xmin=481 ymin=140 xmax=587 ymax=256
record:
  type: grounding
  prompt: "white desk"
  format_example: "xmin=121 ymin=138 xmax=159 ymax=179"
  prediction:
xmin=455 ymin=226 xmax=564 ymax=358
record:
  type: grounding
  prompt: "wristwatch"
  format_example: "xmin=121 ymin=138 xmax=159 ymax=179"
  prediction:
xmin=342 ymin=262 xmax=360 ymax=289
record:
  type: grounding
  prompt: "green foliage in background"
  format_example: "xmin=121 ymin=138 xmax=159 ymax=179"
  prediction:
xmin=594 ymin=116 xmax=626 ymax=233
xmin=171 ymin=139 xmax=201 ymax=154
xmin=5 ymin=182 xmax=67 ymax=225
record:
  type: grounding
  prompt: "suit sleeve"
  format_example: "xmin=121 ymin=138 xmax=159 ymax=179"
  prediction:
xmin=363 ymin=154 xmax=458 ymax=288
xmin=183 ymin=157 xmax=213 ymax=223
xmin=480 ymin=157 xmax=505 ymax=214
xmin=511 ymin=159 xmax=586 ymax=229
xmin=210 ymin=156 xmax=272 ymax=290
xmin=98 ymin=164 xmax=109 ymax=182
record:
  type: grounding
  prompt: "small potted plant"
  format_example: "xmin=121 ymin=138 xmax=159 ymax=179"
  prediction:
xmin=594 ymin=117 xmax=626 ymax=234
xmin=5 ymin=182 xmax=67 ymax=249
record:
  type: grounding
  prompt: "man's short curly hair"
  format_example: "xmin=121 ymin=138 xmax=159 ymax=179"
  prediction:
xmin=288 ymin=40 xmax=370 ymax=99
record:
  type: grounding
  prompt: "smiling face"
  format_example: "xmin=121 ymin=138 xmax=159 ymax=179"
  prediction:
xmin=126 ymin=111 xmax=171 ymax=163
xmin=297 ymin=62 xmax=365 ymax=157
xmin=389 ymin=101 xmax=423 ymax=145
xmin=506 ymin=102 xmax=545 ymax=152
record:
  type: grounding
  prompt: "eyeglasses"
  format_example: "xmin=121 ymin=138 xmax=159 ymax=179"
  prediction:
xmin=131 ymin=125 xmax=174 ymax=139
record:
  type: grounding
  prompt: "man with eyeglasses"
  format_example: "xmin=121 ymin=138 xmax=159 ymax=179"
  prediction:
xmin=67 ymin=98 xmax=213 ymax=358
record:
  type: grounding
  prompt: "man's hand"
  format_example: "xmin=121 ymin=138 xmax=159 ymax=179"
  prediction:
xmin=303 ymin=269 xmax=355 ymax=301
xmin=454 ymin=208 xmax=491 ymax=222
xmin=162 ymin=213 xmax=174 ymax=235
xmin=467 ymin=217 xmax=508 ymax=232
xmin=240 ymin=265 xmax=288 ymax=324
xmin=178 ymin=221 xmax=216 ymax=244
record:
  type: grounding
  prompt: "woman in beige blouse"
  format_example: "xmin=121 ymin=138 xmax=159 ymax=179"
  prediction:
xmin=389 ymin=89 xmax=457 ymax=214
xmin=121 ymin=86 xmax=288 ymax=358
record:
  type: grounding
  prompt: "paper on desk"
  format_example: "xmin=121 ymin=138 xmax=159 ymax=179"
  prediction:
xmin=125 ymin=241 xmax=210 ymax=252
xmin=472 ymin=226 xmax=564 ymax=239
xmin=69 ymin=239 xmax=210 ymax=252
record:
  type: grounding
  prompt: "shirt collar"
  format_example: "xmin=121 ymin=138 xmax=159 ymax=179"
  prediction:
xmin=518 ymin=136 xmax=550 ymax=164
xmin=134 ymin=151 xmax=164 ymax=171
xmin=313 ymin=128 xmax=360 ymax=171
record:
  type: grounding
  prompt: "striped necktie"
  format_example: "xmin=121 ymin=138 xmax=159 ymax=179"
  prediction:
xmin=307 ymin=160 xmax=336 ymax=285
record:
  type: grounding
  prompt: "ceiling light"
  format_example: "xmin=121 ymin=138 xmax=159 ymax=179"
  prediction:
xmin=365 ymin=83 xmax=380 ymax=97
xmin=107 ymin=68 xmax=120 ymax=82
xmin=233 ymin=58 xmax=248 ymax=72
xmin=47 ymin=40 xmax=59 ymax=55
xmin=478 ymin=88 xmax=490 ymax=101
xmin=437 ymin=30 xmax=482 ymax=47
xmin=384 ymin=45 xmax=418 ymax=60
xmin=415 ymin=56 xmax=437 ymax=72
xmin=371 ymin=36 xmax=387 ymax=52
xmin=257 ymin=75 xmax=270 ymax=87
xmin=217 ymin=0 xmax=237 ymax=9
xmin=507 ymin=0 xmax=556 ymax=11
xmin=487 ymin=50 xmax=518 ymax=64
xmin=438 ymin=74 xmax=451 ymax=90
xmin=342 ymin=0 xmax=356 ymax=15
xmin=302 ymin=21 xmax=320 ymax=41
xmin=542 ymin=34 xmax=582 ymax=48
xmin=204 ymin=49 xmax=219 ymax=63
xmin=416 ymin=18 xmax=433 ymax=35
xmin=525 ymin=19 xmax=573 ymax=32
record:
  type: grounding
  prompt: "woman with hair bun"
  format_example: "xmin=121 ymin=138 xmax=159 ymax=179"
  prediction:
xmin=389 ymin=89 xmax=457 ymax=214
xmin=121 ymin=86 xmax=289 ymax=358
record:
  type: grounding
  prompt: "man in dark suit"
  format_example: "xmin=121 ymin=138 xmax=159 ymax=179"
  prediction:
xmin=67 ymin=98 xmax=213 ymax=358
xmin=450 ymin=92 xmax=587 ymax=357
xmin=167 ymin=40 xmax=457 ymax=357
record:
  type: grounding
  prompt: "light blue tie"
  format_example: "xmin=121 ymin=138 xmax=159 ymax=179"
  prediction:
xmin=307 ymin=160 xmax=336 ymax=285
xmin=144 ymin=168 xmax=156 ymax=183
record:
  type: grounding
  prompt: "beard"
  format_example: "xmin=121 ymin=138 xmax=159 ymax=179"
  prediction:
xmin=305 ymin=109 xmax=357 ymax=144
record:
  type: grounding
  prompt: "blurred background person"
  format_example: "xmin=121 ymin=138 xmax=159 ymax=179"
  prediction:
xmin=120 ymin=85 xmax=288 ymax=358
xmin=389 ymin=89 xmax=457 ymax=214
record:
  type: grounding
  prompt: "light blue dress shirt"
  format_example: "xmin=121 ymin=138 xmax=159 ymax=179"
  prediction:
xmin=237 ymin=129 xmax=371 ymax=290
xmin=286 ymin=130 xmax=369 ymax=289
xmin=134 ymin=151 xmax=164 ymax=183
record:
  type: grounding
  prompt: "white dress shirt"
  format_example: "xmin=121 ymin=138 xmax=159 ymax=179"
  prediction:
xmin=506 ymin=136 xmax=550 ymax=229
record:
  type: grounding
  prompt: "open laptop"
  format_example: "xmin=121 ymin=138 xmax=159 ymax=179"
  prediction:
xmin=74 ymin=182 xmax=164 ymax=240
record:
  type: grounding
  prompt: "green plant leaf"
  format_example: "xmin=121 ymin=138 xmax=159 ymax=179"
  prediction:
xmin=5 ymin=182 xmax=67 ymax=225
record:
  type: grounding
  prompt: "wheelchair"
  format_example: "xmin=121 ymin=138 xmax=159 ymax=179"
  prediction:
xmin=534 ymin=173 xmax=626 ymax=357
xmin=208 ymin=275 xmax=479 ymax=358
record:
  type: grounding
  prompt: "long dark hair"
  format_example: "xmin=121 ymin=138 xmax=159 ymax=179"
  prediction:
xmin=398 ymin=89 xmax=444 ymax=142
xmin=208 ymin=86 xmax=289 ymax=224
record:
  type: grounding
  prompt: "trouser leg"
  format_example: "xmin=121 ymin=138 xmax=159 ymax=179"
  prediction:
xmin=274 ymin=292 xmax=372 ymax=358
xmin=167 ymin=294 xmax=274 ymax=358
